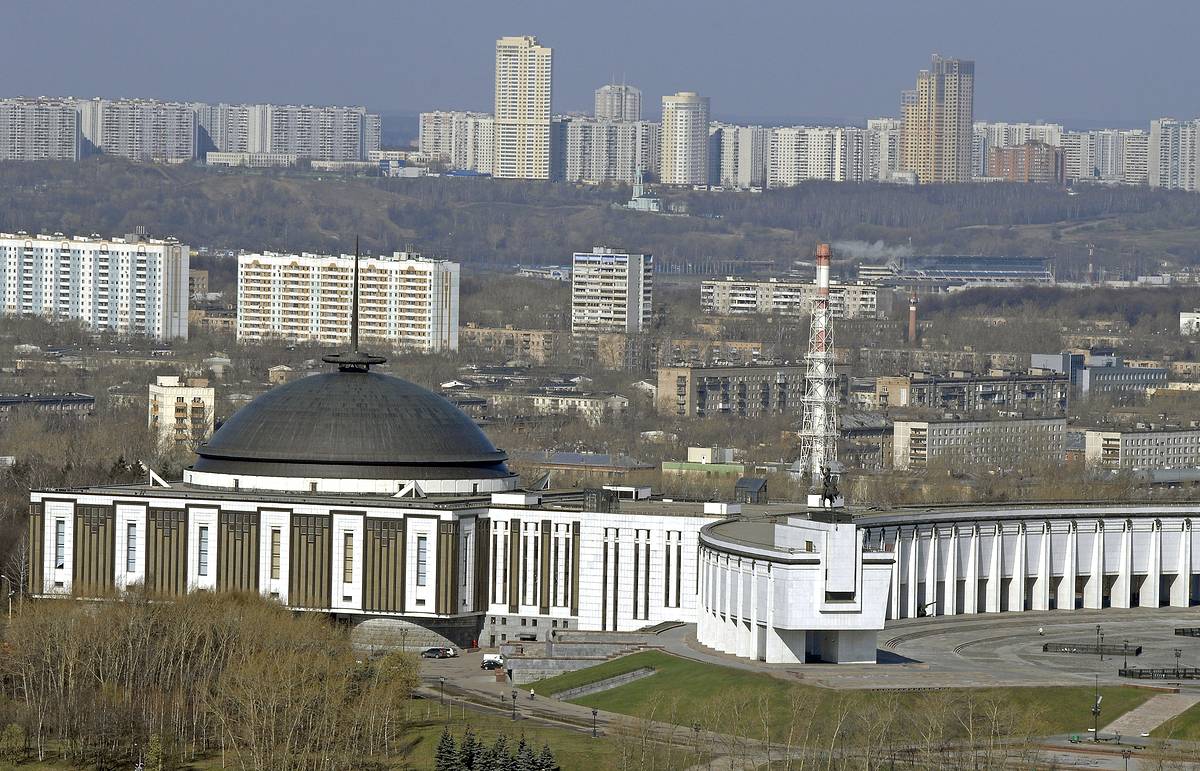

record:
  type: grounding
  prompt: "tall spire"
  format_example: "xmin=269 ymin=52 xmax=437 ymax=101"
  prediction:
xmin=322 ymin=236 xmax=386 ymax=372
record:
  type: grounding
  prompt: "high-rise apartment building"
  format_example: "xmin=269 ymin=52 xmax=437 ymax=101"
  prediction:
xmin=594 ymin=84 xmax=642 ymax=122
xmin=0 ymin=231 xmax=189 ymax=340
xmin=1121 ymin=130 xmax=1149 ymax=185
xmin=78 ymin=99 xmax=197 ymax=161
xmin=554 ymin=117 xmax=658 ymax=184
xmin=768 ymin=126 xmax=870 ymax=186
xmin=1149 ymin=118 xmax=1200 ymax=191
xmin=866 ymin=118 xmax=903 ymax=181
xmin=900 ymin=55 xmax=975 ymax=183
xmin=0 ymin=98 xmax=80 ymax=161
xmin=987 ymin=141 xmax=1064 ymax=184
xmin=418 ymin=111 xmax=495 ymax=174
xmin=148 ymin=375 xmax=215 ymax=450
xmin=711 ymin=124 xmax=771 ymax=188
xmin=493 ymin=35 xmax=552 ymax=180
xmin=237 ymin=251 xmax=460 ymax=351
xmin=570 ymin=247 xmax=653 ymax=340
xmin=660 ymin=92 xmax=710 ymax=185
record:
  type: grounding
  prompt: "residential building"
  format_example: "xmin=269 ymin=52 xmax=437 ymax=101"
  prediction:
xmin=554 ymin=117 xmax=659 ymax=184
xmin=893 ymin=417 xmax=1066 ymax=471
xmin=987 ymin=141 xmax=1064 ymax=184
xmin=0 ymin=231 xmax=189 ymax=340
xmin=866 ymin=118 xmax=903 ymax=181
xmin=1085 ymin=427 xmax=1200 ymax=470
xmin=900 ymin=55 xmax=975 ymax=183
xmin=906 ymin=370 xmax=1069 ymax=415
xmin=148 ymin=375 xmax=215 ymax=450
xmin=494 ymin=35 xmax=553 ymax=180
xmin=594 ymin=83 xmax=642 ymax=122
xmin=1149 ymin=118 xmax=1200 ymax=191
xmin=656 ymin=364 xmax=807 ymax=418
xmin=237 ymin=251 xmax=459 ymax=351
xmin=418 ymin=111 xmax=495 ymax=173
xmin=0 ymin=98 xmax=80 ymax=160
xmin=0 ymin=392 xmax=94 ymax=418
xmin=570 ymin=247 xmax=653 ymax=340
xmin=486 ymin=391 xmax=628 ymax=426
xmin=188 ymin=269 xmax=209 ymax=297
xmin=459 ymin=324 xmax=561 ymax=365
xmin=1182 ymin=311 xmax=1200 ymax=335
xmin=1122 ymin=130 xmax=1150 ymax=184
xmin=661 ymin=338 xmax=766 ymax=367
xmin=79 ymin=98 xmax=196 ymax=161
xmin=768 ymin=126 xmax=871 ymax=186
xmin=205 ymin=151 xmax=297 ymax=168
xmin=711 ymin=123 xmax=771 ymax=188
xmin=660 ymin=92 xmax=710 ymax=185
xmin=701 ymin=277 xmax=889 ymax=319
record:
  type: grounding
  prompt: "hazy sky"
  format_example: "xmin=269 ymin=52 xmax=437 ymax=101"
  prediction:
xmin=11 ymin=0 xmax=1200 ymax=127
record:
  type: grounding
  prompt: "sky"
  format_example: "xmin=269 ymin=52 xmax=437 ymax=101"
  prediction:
xmin=10 ymin=0 xmax=1200 ymax=128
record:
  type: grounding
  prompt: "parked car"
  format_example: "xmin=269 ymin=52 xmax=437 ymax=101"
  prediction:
xmin=421 ymin=646 xmax=457 ymax=659
xmin=481 ymin=658 xmax=504 ymax=670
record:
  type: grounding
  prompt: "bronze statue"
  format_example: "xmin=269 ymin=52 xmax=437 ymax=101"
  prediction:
xmin=820 ymin=466 xmax=840 ymax=509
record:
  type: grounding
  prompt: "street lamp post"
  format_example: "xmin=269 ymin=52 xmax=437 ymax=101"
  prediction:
xmin=1123 ymin=640 xmax=1129 ymax=669
xmin=511 ymin=689 xmax=517 ymax=721
xmin=1100 ymin=631 xmax=1105 ymax=661
xmin=439 ymin=676 xmax=445 ymax=705
xmin=1122 ymin=749 xmax=1132 ymax=770
xmin=1096 ymin=624 xmax=1102 ymax=662
xmin=592 ymin=708 xmax=598 ymax=738
xmin=1091 ymin=675 xmax=1102 ymax=743
xmin=1176 ymin=648 xmax=1183 ymax=675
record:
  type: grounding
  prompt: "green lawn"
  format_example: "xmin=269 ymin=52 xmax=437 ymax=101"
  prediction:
xmin=1151 ymin=702 xmax=1200 ymax=740
xmin=540 ymin=650 xmax=1153 ymax=745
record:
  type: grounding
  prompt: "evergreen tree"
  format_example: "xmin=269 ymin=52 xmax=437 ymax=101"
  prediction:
xmin=144 ymin=733 xmax=164 ymax=771
xmin=435 ymin=727 xmax=458 ymax=771
xmin=491 ymin=734 xmax=514 ymax=771
xmin=537 ymin=744 xmax=557 ymax=771
xmin=470 ymin=743 xmax=495 ymax=771
xmin=457 ymin=726 xmax=480 ymax=770
xmin=514 ymin=736 xmax=537 ymax=771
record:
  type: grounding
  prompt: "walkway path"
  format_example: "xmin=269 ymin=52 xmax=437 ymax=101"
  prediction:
xmin=1102 ymin=692 xmax=1200 ymax=738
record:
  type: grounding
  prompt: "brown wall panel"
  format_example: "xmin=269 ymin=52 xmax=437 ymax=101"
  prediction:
xmin=364 ymin=517 xmax=405 ymax=613
xmin=73 ymin=505 xmax=115 ymax=596
xmin=218 ymin=510 xmax=259 ymax=593
xmin=570 ymin=521 xmax=580 ymax=615
xmin=27 ymin=503 xmax=43 ymax=595
xmin=474 ymin=519 xmax=490 ymax=612
xmin=539 ymin=520 xmax=551 ymax=614
xmin=436 ymin=521 xmax=457 ymax=615
xmin=289 ymin=514 xmax=331 ymax=609
xmin=508 ymin=518 xmax=520 ymax=613
xmin=147 ymin=509 xmax=188 ymax=597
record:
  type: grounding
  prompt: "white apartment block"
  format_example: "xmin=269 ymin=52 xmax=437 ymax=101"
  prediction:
xmin=711 ymin=124 xmax=771 ymax=188
xmin=768 ymin=126 xmax=869 ymax=186
xmin=237 ymin=251 xmax=460 ymax=351
xmin=494 ymin=35 xmax=552 ymax=180
xmin=0 ymin=98 xmax=80 ymax=160
xmin=0 ymin=231 xmax=189 ymax=340
xmin=595 ymin=84 xmax=642 ymax=122
xmin=1085 ymin=428 xmax=1200 ymax=470
xmin=1149 ymin=118 xmax=1200 ymax=191
xmin=894 ymin=417 xmax=1066 ymax=471
xmin=1121 ymin=130 xmax=1149 ymax=185
xmin=76 ymin=98 xmax=196 ymax=161
xmin=571 ymin=247 xmax=653 ymax=338
xmin=487 ymin=392 xmax=629 ymax=426
xmin=701 ymin=278 xmax=884 ymax=319
xmin=660 ymin=92 xmax=710 ymax=185
xmin=149 ymin=375 xmax=215 ymax=450
xmin=1062 ymin=128 xmax=1152 ymax=184
xmin=418 ymin=111 xmax=495 ymax=174
xmin=866 ymin=118 xmax=903 ymax=181
xmin=556 ymin=117 xmax=658 ymax=184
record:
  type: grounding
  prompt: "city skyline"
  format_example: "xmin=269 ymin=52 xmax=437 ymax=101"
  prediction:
xmin=8 ymin=0 xmax=1200 ymax=127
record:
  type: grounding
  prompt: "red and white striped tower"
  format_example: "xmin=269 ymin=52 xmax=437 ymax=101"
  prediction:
xmin=797 ymin=243 xmax=838 ymax=485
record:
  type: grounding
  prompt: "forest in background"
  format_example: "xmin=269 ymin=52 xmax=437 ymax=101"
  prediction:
xmin=2 ymin=159 xmax=1200 ymax=278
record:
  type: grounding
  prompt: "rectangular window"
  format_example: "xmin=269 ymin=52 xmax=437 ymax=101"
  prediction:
xmin=54 ymin=520 xmax=65 ymax=570
xmin=198 ymin=526 xmax=210 ymax=577
xmin=126 ymin=522 xmax=137 ymax=572
xmin=343 ymin=532 xmax=353 ymax=584
xmin=416 ymin=535 xmax=428 ymax=587
xmin=270 ymin=528 xmax=281 ymax=580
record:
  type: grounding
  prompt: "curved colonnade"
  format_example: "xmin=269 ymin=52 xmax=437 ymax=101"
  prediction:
xmin=858 ymin=503 xmax=1200 ymax=621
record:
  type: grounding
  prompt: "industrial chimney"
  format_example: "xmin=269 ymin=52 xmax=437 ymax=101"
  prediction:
xmin=907 ymin=292 xmax=919 ymax=346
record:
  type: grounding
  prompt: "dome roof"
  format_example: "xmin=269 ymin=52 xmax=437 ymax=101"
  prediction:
xmin=192 ymin=370 xmax=511 ymax=481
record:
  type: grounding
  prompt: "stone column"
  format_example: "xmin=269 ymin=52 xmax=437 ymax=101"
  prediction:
xmin=1172 ymin=520 xmax=1192 ymax=608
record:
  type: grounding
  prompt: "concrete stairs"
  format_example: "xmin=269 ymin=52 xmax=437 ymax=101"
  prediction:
xmin=1101 ymin=692 xmax=1200 ymax=738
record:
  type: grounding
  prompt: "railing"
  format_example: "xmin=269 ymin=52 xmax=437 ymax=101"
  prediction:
xmin=1175 ymin=628 xmax=1200 ymax=638
xmin=1043 ymin=642 xmax=1142 ymax=656
xmin=1119 ymin=667 xmax=1200 ymax=679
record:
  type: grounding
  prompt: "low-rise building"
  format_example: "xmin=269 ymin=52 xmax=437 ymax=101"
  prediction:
xmin=0 ymin=393 xmax=94 ymax=418
xmin=907 ymin=370 xmax=1069 ymax=415
xmin=656 ymin=364 xmax=807 ymax=418
xmin=1084 ymin=427 xmax=1200 ymax=470
xmin=486 ymin=392 xmax=628 ymax=426
xmin=893 ymin=417 xmax=1066 ymax=471
xmin=1078 ymin=361 xmax=1167 ymax=397
xmin=1181 ymin=311 xmax=1200 ymax=336
xmin=459 ymin=324 xmax=562 ymax=365
xmin=702 ymin=278 xmax=889 ymax=319
xmin=148 ymin=376 xmax=215 ymax=449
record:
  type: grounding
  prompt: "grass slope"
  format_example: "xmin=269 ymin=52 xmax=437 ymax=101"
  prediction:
xmin=537 ymin=650 xmax=1152 ymax=744
xmin=1151 ymin=701 xmax=1200 ymax=740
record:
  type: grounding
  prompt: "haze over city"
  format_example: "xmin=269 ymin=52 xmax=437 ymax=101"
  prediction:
xmin=11 ymin=0 xmax=1200 ymax=125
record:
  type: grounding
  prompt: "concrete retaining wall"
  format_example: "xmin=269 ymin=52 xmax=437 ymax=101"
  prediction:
xmin=553 ymin=667 xmax=657 ymax=701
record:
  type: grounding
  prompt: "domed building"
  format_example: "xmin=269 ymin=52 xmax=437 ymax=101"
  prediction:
xmin=27 ymin=257 xmax=894 ymax=659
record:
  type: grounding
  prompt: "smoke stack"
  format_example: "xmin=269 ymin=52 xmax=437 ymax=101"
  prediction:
xmin=815 ymin=243 xmax=831 ymax=295
xmin=908 ymin=292 xmax=918 ymax=345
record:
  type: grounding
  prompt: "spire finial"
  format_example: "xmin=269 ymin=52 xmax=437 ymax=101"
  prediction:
xmin=322 ymin=235 xmax=386 ymax=372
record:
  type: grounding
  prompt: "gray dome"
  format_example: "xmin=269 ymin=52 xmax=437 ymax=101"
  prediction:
xmin=192 ymin=370 xmax=511 ymax=480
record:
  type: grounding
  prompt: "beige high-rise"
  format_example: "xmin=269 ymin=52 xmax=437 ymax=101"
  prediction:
xmin=900 ymin=55 xmax=974 ymax=183
xmin=493 ymin=35 xmax=552 ymax=180
xmin=660 ymin=92 xmax=710 ymax=185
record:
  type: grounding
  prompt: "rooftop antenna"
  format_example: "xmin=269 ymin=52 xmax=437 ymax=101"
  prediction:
xmin=322 ymin=236 xmax=386 ymax=372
